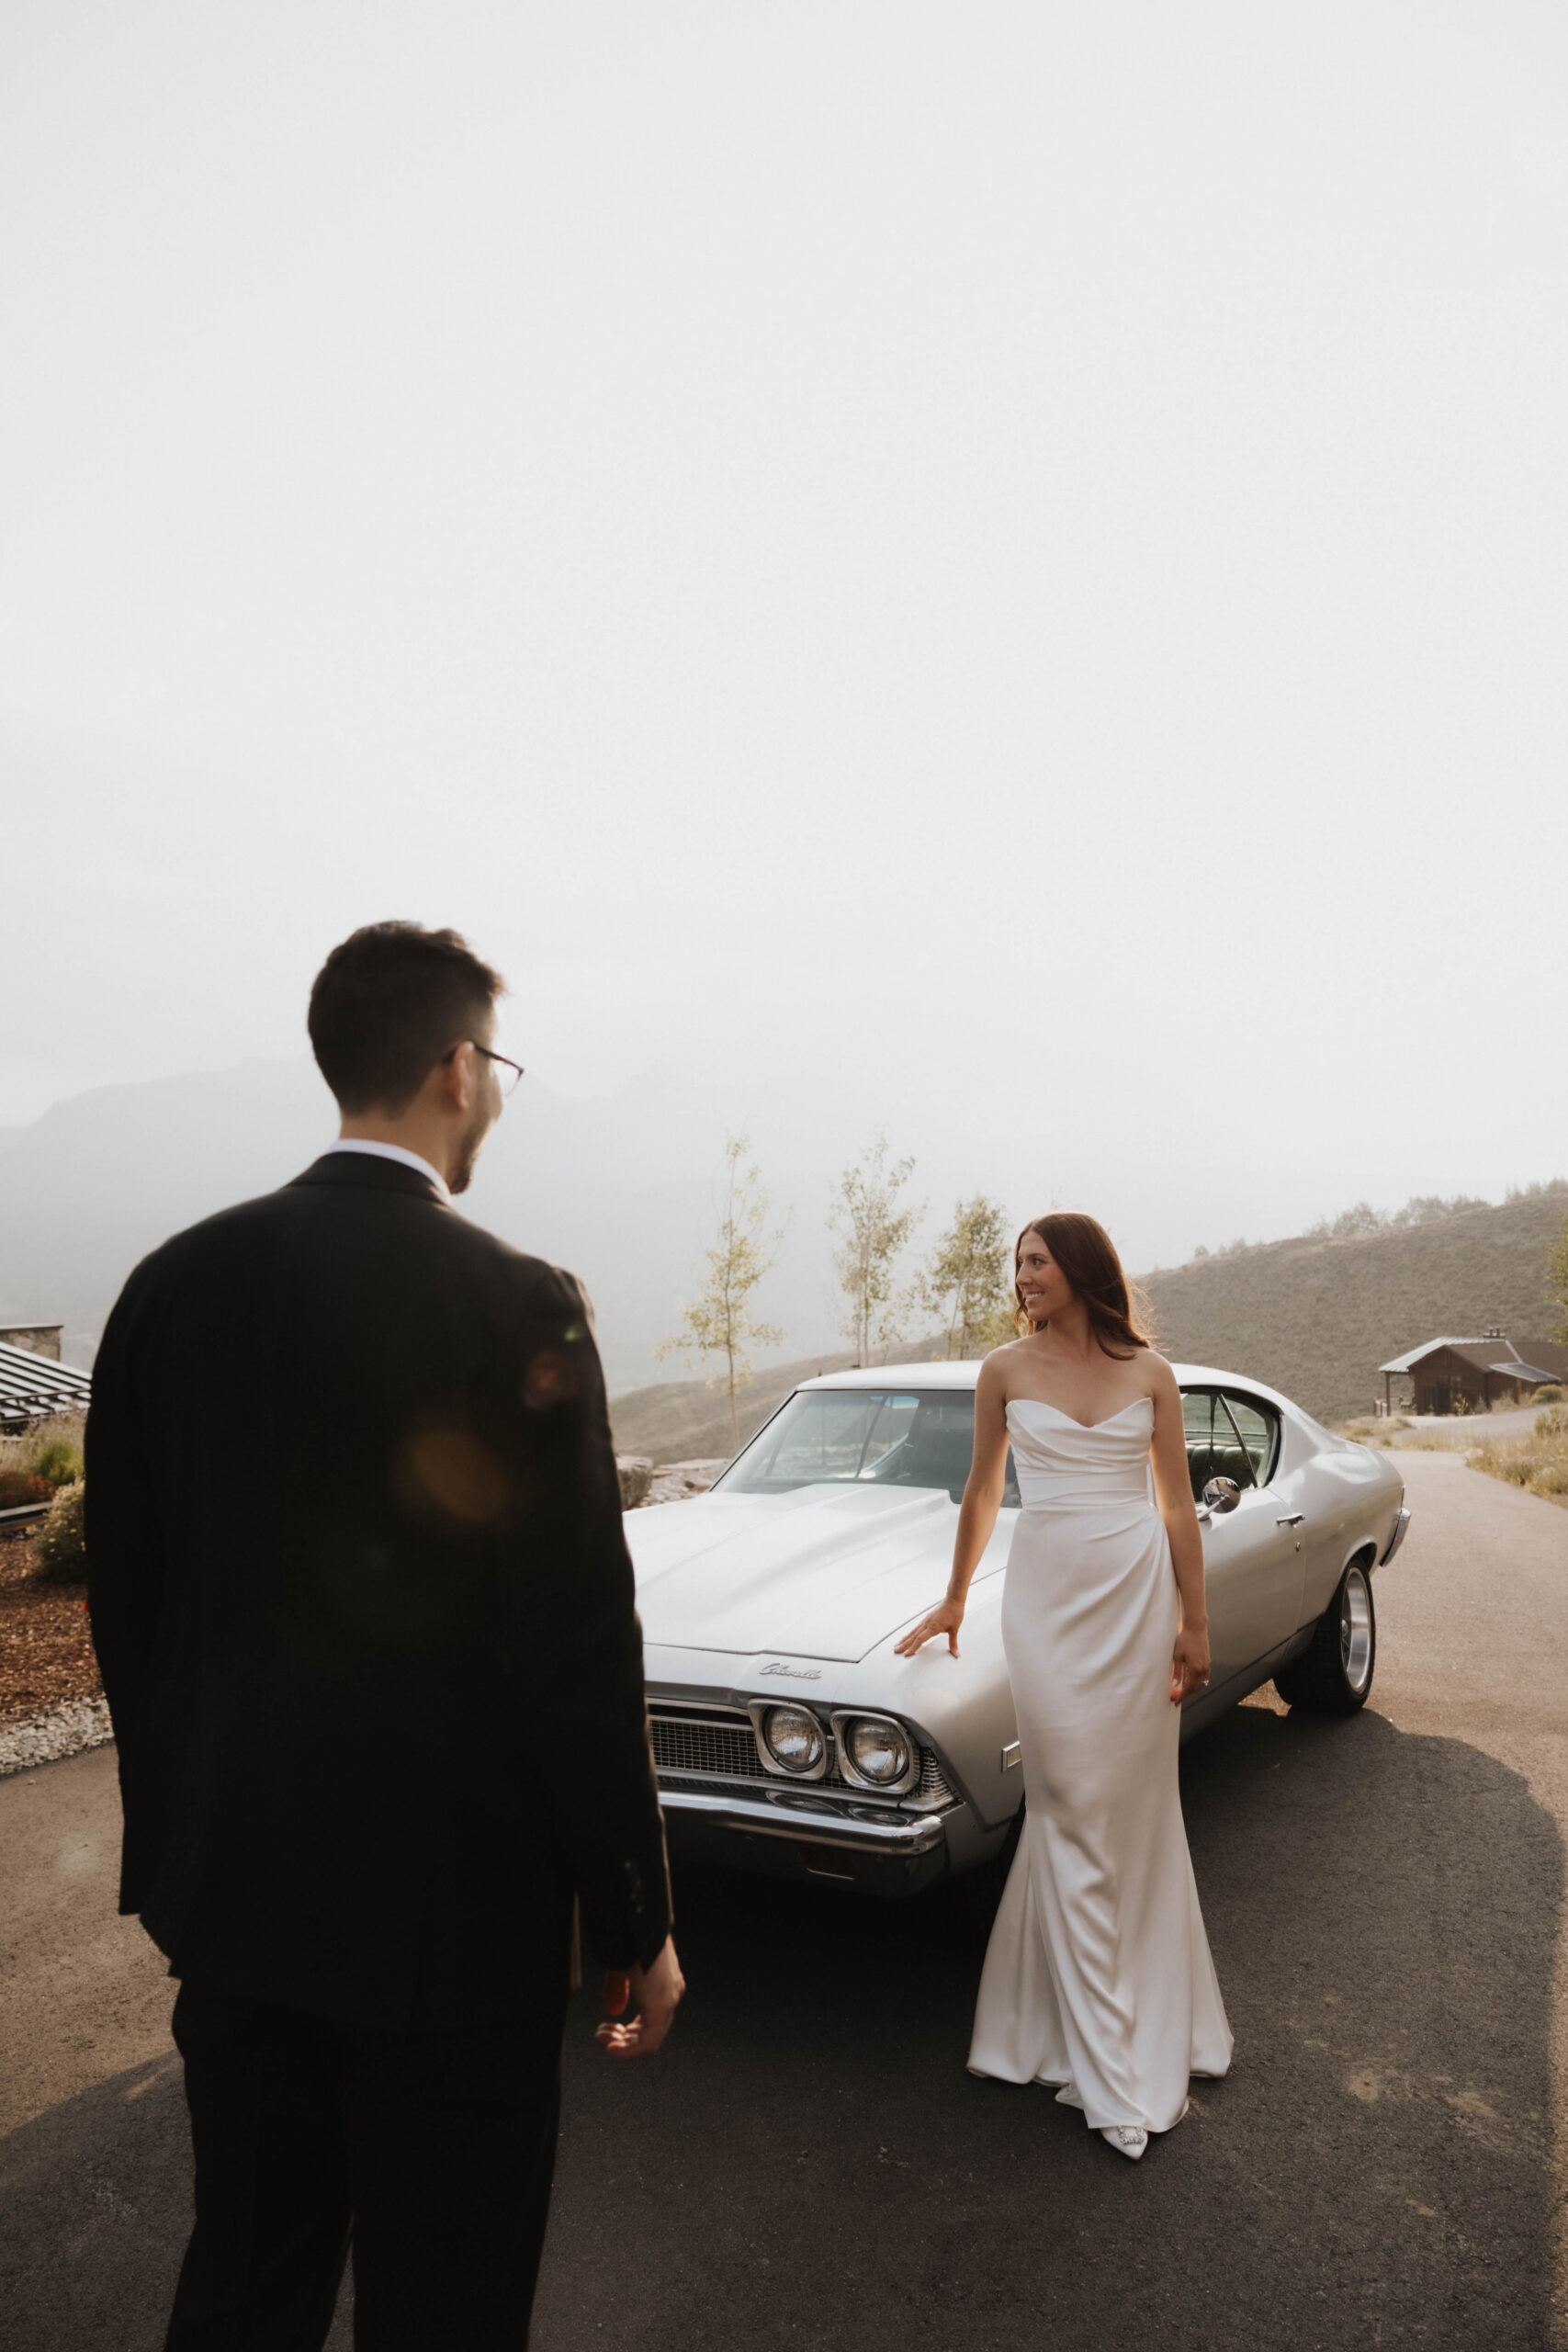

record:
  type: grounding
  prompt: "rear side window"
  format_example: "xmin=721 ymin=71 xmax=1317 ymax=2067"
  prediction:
xmin=1181 ymin=1390 xmax=1280 ymax=1498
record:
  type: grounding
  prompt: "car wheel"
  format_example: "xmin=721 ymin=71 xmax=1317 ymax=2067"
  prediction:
xmin=1274 ymin=1559 xmax=1376 ymax=1715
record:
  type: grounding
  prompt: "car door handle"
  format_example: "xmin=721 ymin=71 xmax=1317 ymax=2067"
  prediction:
xmin=1276 ymin=1512 xmax=1305 ymax=1527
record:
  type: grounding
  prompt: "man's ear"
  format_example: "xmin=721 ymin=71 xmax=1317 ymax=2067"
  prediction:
xmin=435 ymin=1042 xmax=474 ymax=1111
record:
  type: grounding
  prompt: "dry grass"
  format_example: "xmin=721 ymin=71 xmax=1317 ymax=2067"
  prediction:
xmin=1467 ymin=1405 xmax=1568 ymax=1509
xmin=0 ymin=1410 xmax=85 ymax=1488
xmin=1139 ymin=1189 xmax=1568 ymax=1424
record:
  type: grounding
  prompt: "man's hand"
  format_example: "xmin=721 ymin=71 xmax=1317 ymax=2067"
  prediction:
xmin=595 ymin=1936 xmax=684 ymax=2060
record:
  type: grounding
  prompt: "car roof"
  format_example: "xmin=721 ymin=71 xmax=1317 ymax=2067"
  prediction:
xmin=796 ymin=1358 xmax=1301 ymax=1415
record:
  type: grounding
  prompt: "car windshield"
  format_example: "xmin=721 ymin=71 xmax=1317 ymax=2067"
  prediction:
xmin=716 ymin=1388 xmax=1020 ymax=1506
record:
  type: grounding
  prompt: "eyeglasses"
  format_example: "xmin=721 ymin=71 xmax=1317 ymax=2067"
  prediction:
xmin=445 ymin=1042 xmax=525 ymax=1100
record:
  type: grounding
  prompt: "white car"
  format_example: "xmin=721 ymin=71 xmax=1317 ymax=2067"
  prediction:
xmin=625 ymin=1361 xmax=1409 ymax=1897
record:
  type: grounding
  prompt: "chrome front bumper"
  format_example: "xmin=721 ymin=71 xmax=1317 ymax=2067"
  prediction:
xmin=660 ymin=1782 xmax=949 ymax=1855
xmin=658 ymin=1780 xmax=960 ymax=1894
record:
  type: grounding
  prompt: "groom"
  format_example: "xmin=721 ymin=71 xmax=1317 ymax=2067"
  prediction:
xmin=86 ymin=921 xmax=680 ymax=2349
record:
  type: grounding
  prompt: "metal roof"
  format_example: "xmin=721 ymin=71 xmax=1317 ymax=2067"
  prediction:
xmin=1378 ymin=1337 xmax=1494 ymax=1374
xmin=1378 ymin=1335 xmax=1566 ymax=1379
xmin=0 ymin=1340 xmax=92 ymax=1427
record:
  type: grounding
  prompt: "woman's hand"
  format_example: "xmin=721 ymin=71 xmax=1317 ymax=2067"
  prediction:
xmin=895 ymin=1598 xmax=965 ymax=1658
xmin=1170 ymin=1623 xmax=1211 ymax=1704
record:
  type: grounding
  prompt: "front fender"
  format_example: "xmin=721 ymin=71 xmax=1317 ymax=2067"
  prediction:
xmin=863 ymin=1573 xmax=1021 ymax=1831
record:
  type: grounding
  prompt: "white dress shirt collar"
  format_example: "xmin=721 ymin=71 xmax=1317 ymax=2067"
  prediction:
xmin=324 ymin=1137 xmax=451 ymax=1204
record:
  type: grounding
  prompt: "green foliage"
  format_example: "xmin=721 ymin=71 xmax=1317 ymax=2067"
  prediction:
xmin=1531 ymin=1384 xmax=1563 ymax=1405
xmin=829 ymin=1132 xmax=922 ymax=1367
xmin=29 ymin=1433 xmax=83 ymax=1485
xmin=1546 ymin=1210 xmax=1568 ymax=1349
xmin=914 ymin=1195 xmax=1014 ymax=1358
xmin=35 ymin=1478 xmax=87 ymax=1579
xmin=0 ymin=1412 xmax=85 ymax=1492
xmin=658 ymin=1134 xmax=785 ymax=1444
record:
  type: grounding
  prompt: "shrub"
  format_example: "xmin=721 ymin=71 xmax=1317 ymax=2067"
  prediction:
xmin=35 ymin=1479 xmax=87 ymax=1579
xmin=1468 ymin=1417 xmax=1568 ymax=1510
xmin=1532 ymin=1384 xmax=1563 ymax=1405
xmin=30 ymin=1433 xmax=84 ymax=1485
xmin=0 ymin=1413 xmax=85 ymax=1493
xmin=0 ymin=1470 xmax=52 ymax=1510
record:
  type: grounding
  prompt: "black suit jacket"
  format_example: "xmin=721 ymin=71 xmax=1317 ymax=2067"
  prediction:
xmin=85 ymin=1151 xmax=671 ymax=2033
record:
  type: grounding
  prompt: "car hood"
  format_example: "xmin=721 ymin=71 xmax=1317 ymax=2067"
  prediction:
xmin=624 ymin=1485 xmax=983 ymax=1663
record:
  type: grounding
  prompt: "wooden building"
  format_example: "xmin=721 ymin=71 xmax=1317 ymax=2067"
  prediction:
xmin=1378 ymin=1330 xmax=1568 ymax=1417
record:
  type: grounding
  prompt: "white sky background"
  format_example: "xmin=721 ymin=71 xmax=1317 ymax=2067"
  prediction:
xmin=2 ymin=3 xmax=1565 ymax=1267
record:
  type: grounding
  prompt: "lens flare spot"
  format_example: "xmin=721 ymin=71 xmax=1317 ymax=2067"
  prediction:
xmin=403 ymin=1429 xmax=509 ymax=1525
xmin=523 ymin=1349 xmax=579 ymax=1410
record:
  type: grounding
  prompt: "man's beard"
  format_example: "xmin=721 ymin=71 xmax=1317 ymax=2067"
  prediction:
xmin=447 ymin=1102 xmax=491 ymax=1196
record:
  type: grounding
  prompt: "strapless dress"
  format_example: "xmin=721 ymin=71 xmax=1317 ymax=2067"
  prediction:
xmin=966 ymin=1396 xmax=1233 ymax=2133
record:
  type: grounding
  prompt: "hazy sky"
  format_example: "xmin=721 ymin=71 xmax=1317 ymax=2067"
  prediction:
xmin=3 ymin=4 xmax=1564 ymax=1237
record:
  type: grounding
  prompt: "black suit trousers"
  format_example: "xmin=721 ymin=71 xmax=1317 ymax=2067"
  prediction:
xmin=164 ymin=1981 xmax=568 ymax=2352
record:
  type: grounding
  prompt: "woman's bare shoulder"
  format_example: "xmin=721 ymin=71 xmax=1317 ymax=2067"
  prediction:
xmin=976 ymin=1340 xmax=1028 ymax=1398
xmin=1141 ymin=1349 xmax=1181 ymax=1401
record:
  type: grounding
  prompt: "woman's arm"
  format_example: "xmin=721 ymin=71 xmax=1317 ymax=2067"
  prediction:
xmin=894 ymin=1352 xmax=1012 ymax=1658
xmin=1148 ymin=1356 xmax=1211 ymax=1703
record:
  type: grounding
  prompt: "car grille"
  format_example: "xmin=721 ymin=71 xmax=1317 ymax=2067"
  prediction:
xmin=649 ymin=1707 xmax=953 ymax=1805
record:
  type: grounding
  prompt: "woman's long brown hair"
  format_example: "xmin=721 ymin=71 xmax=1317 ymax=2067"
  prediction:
xmin=1013 ymin=1212 xmax=1154 ymax=1360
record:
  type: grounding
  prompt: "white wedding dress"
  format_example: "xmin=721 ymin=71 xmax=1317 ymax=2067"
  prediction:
xmin=966 ymin=1396 xmax=1233 ymax=2134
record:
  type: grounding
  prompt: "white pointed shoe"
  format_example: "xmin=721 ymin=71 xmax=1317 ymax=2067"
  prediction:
xmin=1100 ymin=2125 xmax=1148 ymax=2160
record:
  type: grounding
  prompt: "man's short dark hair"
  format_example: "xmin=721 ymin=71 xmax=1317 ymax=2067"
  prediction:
xmin=308 ymin=922 xmax=506 ymax=1114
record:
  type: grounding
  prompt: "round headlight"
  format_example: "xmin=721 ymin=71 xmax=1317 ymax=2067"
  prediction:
xmin=845 ymin=1715 xmax=912 ymax=1786
xmin=762 ymin=1703 xmax=825 ymax=1775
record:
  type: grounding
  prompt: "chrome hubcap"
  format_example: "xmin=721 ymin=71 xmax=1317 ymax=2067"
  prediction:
xmin=1340 ymin=1567 xmax=1373 ymax=1693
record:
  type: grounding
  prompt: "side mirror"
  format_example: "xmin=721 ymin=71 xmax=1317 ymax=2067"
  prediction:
xmin=1201 ymin=1476 xmax=1241 ymax=1517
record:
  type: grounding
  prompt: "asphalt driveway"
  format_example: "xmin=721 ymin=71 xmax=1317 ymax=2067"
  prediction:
xmin=2 ymin=1451 xmax=1563 ymax=2351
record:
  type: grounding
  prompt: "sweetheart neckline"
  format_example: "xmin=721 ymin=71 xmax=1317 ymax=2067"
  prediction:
xmin=1006 ymin=1396 xmax=1153 ymax=1433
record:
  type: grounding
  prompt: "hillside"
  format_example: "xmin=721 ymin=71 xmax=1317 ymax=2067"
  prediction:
xmin=1139 ymin=1191 xmax=1567 ymax=1423
xmin=609 ymin=1191 xmax=1567 ymax=1451
xmin=609 ymin=1335 xmax=949 ymax=1465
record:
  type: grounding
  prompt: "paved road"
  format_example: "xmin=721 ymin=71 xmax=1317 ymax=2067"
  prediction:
xmin=3 ymin=1453 xmax=1564 ymax=2351
xmin=1382 ymin=1406 xmax=1546 ymax=1451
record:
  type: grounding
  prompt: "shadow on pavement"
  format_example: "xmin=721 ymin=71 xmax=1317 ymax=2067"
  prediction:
xmin=2 ymin=1703 xmax=1559 ymax=2352
xmin=537 ymin=1702 xmax=1561 ymax=2352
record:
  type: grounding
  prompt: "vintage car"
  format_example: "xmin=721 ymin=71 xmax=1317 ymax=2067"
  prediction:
xmin=624 ymin=1360 xmax=1410 ymax=1898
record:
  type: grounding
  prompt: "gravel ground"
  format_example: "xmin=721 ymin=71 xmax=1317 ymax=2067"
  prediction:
xmin=0 ymin=1532 xmax=108 ymax=1777
xmin=0 ymin=1536 xmax=96 ymax=1701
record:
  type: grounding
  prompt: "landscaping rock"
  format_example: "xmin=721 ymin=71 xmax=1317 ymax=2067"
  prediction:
xmin=0 ymin=1693 xmax=113 ymax=1777
xmin=616 ymin=1456 xmax=655 ymax=1510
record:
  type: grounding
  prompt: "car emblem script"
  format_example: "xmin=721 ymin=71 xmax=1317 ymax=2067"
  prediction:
xmin=759 ymin=1661 xmax=821 ymax=1680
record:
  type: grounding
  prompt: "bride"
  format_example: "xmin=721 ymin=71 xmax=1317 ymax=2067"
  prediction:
xmin=896 ymin=1212 xmax=1233 ymax=2158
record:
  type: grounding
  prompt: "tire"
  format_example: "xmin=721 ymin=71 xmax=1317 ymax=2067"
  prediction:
xmin=1274 ymin=1559 xmax=1376 ymax=1714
